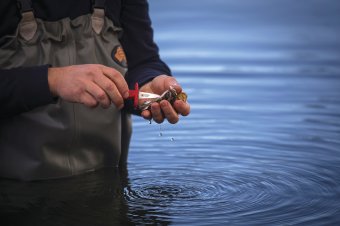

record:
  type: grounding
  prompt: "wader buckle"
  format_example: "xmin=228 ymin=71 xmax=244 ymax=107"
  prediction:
xmin=91 ymin=0 xmax=106 ymax=34
xmin=17 ymin=0 xmax=37 ymax=41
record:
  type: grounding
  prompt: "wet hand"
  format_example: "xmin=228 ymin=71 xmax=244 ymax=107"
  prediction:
xmin=140 ymin=75 xmax=190 ymax=124
xmin=48 ymin=64 xmax=129 ymax=109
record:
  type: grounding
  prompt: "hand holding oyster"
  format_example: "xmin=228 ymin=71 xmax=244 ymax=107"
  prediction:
xmin=139 ymin=86 xmax=188 ymax=111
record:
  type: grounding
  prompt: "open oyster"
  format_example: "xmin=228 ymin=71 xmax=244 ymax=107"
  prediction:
xmin=139 ymin=86 xmax=187 ymax=111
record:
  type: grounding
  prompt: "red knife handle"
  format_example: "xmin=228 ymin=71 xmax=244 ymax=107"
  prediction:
xmin=128 ymin=83 xmax=139 ymax=109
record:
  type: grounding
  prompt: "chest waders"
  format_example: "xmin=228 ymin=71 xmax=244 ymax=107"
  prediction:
xmin=0 ymin=0 xmax=132 ymax=180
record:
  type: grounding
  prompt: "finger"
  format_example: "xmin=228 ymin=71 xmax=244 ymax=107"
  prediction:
xmin=148 ymin=75 xmax=181 ymax=94
xmin=160 ymin=100 xmax=179 ymax=124
xmin=151 ymin=102 xmax=164 ymax=124
xmin=141 ymin=110 xmax=152 ymax=120
xmin=80 ymin=91 xmax=98 ymax=108
xmin=93 ymin=75 xmax=124 ymax=109
xmin=173 ymin=100 xmax=190 ymax=116
xmin=85 ymin=82 xmax=111 ymax=108
xmin=100 ymin=65 xmax=129 ymax=99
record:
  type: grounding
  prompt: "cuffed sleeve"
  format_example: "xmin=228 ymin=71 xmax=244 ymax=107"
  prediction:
xmin=119 ymin=0 xmax=171 ymax=90
xmin=0 ymin=65 xmax=55 ymax=118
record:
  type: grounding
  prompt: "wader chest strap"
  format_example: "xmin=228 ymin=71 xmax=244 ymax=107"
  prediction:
xmin=17 ymin=0 xmax=37 ymax=41
xmin=91 ymin=0 xmax=106 ymax=34
xmin=92 ymin=0 xmax=106 ymax=9
xmin=17 ymin=0 xmax=33 ymax=13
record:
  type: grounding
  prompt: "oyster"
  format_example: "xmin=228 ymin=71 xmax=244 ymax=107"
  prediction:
xmin=139 ymin=86 xmax=187 ymax=111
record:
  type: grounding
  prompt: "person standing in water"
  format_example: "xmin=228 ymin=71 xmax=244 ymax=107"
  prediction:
xmin=0 ymin=0 xmax=190 ymax=180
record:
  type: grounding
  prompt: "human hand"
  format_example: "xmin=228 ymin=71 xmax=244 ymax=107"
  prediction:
xmin=48 ymin=64 xmax=129 ymax=109
xmin=139 ymin=75 xmax=190 ymax=124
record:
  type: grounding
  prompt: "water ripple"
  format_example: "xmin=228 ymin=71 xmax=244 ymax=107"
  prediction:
xmin=124 ymin=164 xmax=340 ymax=225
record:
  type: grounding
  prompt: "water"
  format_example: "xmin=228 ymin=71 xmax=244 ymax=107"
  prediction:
xmin=1 ymin=0 xmax=340 ymax=225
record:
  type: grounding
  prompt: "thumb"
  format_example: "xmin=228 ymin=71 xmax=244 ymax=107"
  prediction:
xmin=164 ymin=76 xmax=182 ymax=94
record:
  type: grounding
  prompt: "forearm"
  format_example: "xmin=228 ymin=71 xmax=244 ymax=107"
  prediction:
xmin=0 ymin=65 xmax=54 ymax=118
xmin=120 ymin=0 xmax=172 ymax=89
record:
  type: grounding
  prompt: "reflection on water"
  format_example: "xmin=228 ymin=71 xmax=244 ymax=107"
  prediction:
xmin=1 ymin=0 xmax=340 ymax=225
xmin=0 ymin=169 xmax=130 ymax=226
xmin=0 ymin=168 xmax=171 ymax=225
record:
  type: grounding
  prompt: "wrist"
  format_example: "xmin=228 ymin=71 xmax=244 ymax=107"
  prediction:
xmin=47 ymin=67 xmax=60 ymax=97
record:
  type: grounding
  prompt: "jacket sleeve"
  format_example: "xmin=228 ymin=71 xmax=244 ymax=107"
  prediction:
xmin=0 ymin=65 xmax=55 ymax=119
xmin=119 ymin=0 xmax=172 ymax=90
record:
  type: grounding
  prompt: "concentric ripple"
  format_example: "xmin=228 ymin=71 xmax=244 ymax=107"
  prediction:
xmin=124 ymin=164 xmax=340 ymax=225
xmin=128 ymin=68 xmax=340 ymax=225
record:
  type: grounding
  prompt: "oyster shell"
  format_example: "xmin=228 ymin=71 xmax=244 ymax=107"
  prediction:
xmin=139 ymin=86 xmax=187 ymax=111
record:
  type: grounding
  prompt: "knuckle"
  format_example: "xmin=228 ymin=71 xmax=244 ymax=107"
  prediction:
xmin=103 ymin=66 xmax=118 ymax=76
xmin=96 ymin=91 xmax=107 ymax=100
xmin=115 ymin=99 xmax=124 ymax=107
xmin=89 ymin=66 xmax=101 ymax=78
xmin=109 ymin=68 xmax=119 ymax=76
xmin=110 ymin=96 xmax=123 ymax=108
xmin=88 ymin=101 xmax=98 ymax=108
xmin=83 ymin=97 xmax=98 ymax=108
xmin=73 ymin=87 xmax=84 ymax=97
xmin=104 ymin=83 xmax=115 ymax=92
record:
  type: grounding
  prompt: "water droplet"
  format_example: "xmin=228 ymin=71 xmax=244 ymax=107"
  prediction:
xmin=170 ymin=137 xmax=175 ymax=141
xmin=159 ymin=125 xmax=163 ymax=136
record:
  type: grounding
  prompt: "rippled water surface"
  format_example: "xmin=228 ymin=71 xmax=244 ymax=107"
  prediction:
xmin=1 ymin=0 xmax=340 ymax=225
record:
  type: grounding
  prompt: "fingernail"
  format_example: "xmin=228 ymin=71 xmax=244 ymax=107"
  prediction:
xmin=124 ymin=91 xmax=130 ymax=99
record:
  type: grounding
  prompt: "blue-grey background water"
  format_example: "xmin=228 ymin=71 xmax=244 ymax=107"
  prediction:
xmin=1 ymin=0 xmax=340 ymax=225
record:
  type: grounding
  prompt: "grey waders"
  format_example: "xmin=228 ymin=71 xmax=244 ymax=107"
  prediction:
xmin=0 ymin=0 xmax=132 ymax=180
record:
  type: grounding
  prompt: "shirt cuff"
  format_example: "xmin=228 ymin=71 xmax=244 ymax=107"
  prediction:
xmin=0 ymin=65 xmax=55 ymax=118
